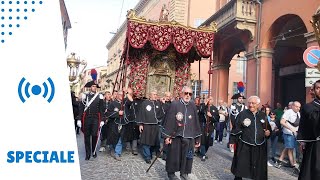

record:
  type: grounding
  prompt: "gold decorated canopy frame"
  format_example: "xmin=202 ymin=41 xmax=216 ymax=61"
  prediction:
xmin=126 ymin=9 xmax=218 ymax=33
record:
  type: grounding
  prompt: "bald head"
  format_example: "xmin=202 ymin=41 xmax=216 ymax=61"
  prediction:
xmin=292 ymin=101 xmax=301 ymax=113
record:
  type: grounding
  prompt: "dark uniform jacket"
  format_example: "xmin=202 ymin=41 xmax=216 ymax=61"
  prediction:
xmin=71 ymin=92 xmax=79 ymax=119
xmin=297 ymin=99 xmax=320 ymax=142
xmin=231 ymin=109 xmax=271 ymax=146
xmin=131 ymin=98 xmax=144 ymax=122
xmin=124 ymin=98 xmax=135 ymax=123
xmin=162 ymin=99 xmax=202 ymax=139
xmin=136 ymin=100 xmax=164 ymax=125
xmin=160 ymin=100 xmax=172 ymax=127
xmin=106 ymin=98 xmax=132 ymax=125
xmin=296 ymin=99 xmax=320 ymax=180
xmin=77 ymin=92 xmax=106 ymax=121
xmin=197 ymin=103 xmax=206 ymax=124
xmin=207 ymin=105 xmax=220 ymax=124
xmin=229 ymin=103 xmax=246 ymax=125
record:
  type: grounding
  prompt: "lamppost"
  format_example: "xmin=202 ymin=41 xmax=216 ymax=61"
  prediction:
xmin=66 ymin=52 xmax=87 ymax=91
xmin=311 ymin=6 xmax=320 ymax=71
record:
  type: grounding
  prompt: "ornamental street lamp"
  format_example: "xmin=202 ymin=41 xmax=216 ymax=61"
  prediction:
xmin=66 ymin=52 xmax=87 ymax=84
xmin=311 ymin=6 xmax=320 ymax=71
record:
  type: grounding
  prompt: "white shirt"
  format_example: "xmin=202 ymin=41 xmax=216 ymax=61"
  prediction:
xmin=217 ymin=106 xmax=228 ymax=122
xmin=282 ymin=109 xmax=300 ymax=135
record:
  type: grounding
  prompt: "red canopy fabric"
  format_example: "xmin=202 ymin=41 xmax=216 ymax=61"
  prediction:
xmin=127 ymin=19 xmax=215 ymax=57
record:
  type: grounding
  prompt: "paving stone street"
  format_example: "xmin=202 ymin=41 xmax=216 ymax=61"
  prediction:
xmin=77 ymin=133 xmax=298 ymax=180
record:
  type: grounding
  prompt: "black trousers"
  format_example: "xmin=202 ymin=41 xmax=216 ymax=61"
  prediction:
xmin=83 ymin=116 xmax=99 ymax=156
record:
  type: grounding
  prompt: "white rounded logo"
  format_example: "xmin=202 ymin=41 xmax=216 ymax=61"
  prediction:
xmin=146 ymin=105 xmax=152 ymax=111
xmin=243 ymin=118 xmax=251 ymax=127
xmin=176 ymin=112 xmax=183 ymax=121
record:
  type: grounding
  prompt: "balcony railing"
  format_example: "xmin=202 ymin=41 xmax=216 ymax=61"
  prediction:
xmin=203 ymin=0 xmax=257 ymax=31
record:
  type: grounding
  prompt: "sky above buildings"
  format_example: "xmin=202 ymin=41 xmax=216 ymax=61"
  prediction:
xmin=64 ymin=0 xmax=139 ymax=69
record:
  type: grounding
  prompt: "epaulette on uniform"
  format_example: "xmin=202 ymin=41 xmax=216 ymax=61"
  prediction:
xmin=81 ymin=93 xmax=87 ymax=100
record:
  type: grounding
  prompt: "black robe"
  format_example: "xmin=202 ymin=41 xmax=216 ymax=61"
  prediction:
xmin=137 ymin=99 xmax=164 ymax=146
xmin=160 ymin=100 xmax=172 ymax=127
xmin=200 ymin=105 xmax=219 ymax=147
xmin=197 ymin=103 xmax=206 ymax=124
xmin=230 ymin=109 xmax=271 ymax=180
xmin=162 ymin=99 xmax=202 ymax=174
xmin=105 ymin=98 xmax=132 ymax=145
xmin=123 ymin=98 xmax=142 ymax=142
xmin=101 ymin=100 xmax=111 ymax=142
xmin=297 ymin=99 xmax=320 ymax=180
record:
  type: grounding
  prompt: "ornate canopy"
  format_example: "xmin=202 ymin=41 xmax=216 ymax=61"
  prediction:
xmin=124 ymin=9 xmax=217 ymax=58
xmin=116 ymin=10 xmax=217 ymax=98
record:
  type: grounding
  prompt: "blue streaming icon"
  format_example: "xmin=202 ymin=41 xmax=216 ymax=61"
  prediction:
xmin=18 ymin=77 xmax=55 ymax=103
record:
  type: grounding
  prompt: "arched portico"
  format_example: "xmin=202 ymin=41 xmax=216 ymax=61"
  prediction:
xmin=211 ymin=30 xmax=250 ymax=104
xmin=247 ymin=14 xmax=309 ymax=107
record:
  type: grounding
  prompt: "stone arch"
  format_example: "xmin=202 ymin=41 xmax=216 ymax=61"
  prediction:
xmin=263 ymin=14 xmax=308 ymax=107
xmin=262 ymin=14 xmax=308 ymax=50
xmin=215 ymin=32 xmax=249 ymax=65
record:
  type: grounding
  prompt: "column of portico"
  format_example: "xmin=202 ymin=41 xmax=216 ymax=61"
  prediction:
xmin=211 ymin=64 xmax=230 ymax=105
xmin=245 ymin=49 xmax=273 ymax=105
xmin=305 ymin=32 xmax=319 ymax=103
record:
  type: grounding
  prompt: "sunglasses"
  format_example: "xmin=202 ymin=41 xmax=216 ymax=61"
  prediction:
xmin=270 ymin=113 xmax=275 ymax=115
xmin=184 ymin=92 xmax=193 ymax=96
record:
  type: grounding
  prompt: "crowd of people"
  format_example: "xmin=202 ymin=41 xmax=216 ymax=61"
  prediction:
xmin=70 ymin=79 xmax=320 ymax=180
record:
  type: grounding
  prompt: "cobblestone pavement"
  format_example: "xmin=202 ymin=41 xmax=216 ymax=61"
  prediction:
xmin=77 ymin=133 xmax=298 ymax=180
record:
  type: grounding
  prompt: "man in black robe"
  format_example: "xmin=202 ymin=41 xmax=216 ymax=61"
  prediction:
xmin=137 ymin=90 xmax=164 ymax=164
xmin=105 ymin=90 xmax=133 ymax=161
xmin=99 ymin=91 xmax=112 ymax=152
xmin=230 ymin=95 xmax=271 ymax=180
xmin=77 ymin=81 xmax=106 ymax=160
xmin=123 ymin=88 xmax=140 ymax=155
xmin=297 ymin=80 xmax=320 ymax=180
xmin=160 ymin=91 xmax=173 ymax=160
xmin=194 ymin=96 xmax=206 ymax=156
xmin=162 ymin=86 xmax=202 ymax=180
xmin=199 ymin=96 xmax=219 ymax=161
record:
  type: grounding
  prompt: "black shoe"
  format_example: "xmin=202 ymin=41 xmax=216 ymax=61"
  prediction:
xmin=271 ymin=157 xmax=276 ymax=163
xmin=168 ymin=172 xmax=178 ymax=180
xmin=162 ymin=153 xmax=167 ymax=160
xmin=132 ymin=150 xmax=138 ymax=155
xmin=201 ymin=156 xmax=206 ymax=161
xmin=180 ymin=173 xmax=190 ymax=180
xmin=85 ymin=154 xmax=90 ymax=160
xmin=292 ymin=166 xmax=300 ymax=175
xmin=146 ymin=159 xmax=151 ymax=164
xmin=93 ymin=153 xmax=97 ymax=158
xmin=194 ymin=150 xmax=199 ymax=156
xmin=275 ymin=160 xmax=284 ymax=168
